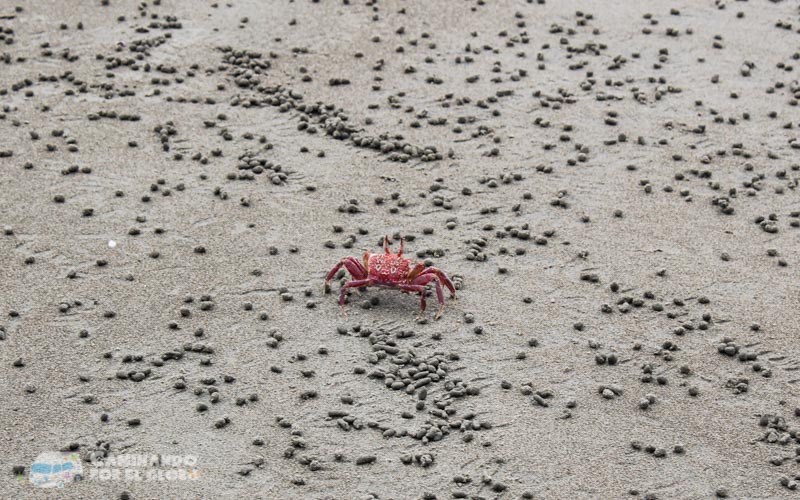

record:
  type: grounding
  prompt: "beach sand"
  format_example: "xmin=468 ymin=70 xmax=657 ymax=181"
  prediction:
xmin=1 ymin=0 xmax=799 ymax=498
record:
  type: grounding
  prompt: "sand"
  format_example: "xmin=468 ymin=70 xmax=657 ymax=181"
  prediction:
xmin=1 ymin=0 xmax=800 ymax=498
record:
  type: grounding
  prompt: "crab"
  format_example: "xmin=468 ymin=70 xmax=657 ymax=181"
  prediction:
xmin=325 ymin=236 xmax=456 ymax=319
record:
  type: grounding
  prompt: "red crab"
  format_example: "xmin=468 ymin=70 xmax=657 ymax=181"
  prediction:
xmin=325 ymin=236 xmax=456 ymax=319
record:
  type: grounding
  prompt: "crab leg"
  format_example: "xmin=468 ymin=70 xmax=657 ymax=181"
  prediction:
xmin=398 ymin=284 xmax=427 ymax=316
xmin=417 ymin=267 xmax=456 ymax=298
xmin=410 ymin=273 xmax=446 ymax=319
xmin=339 ymin=278 xmax=373 ymax=308
xmin=325 ymin=256 xmax=368 ymax=283
xmin=406 ymin=262 xmax=426 ymax=282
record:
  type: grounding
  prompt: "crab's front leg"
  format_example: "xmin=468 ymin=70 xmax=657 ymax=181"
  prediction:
xmin=406 ymin=262 xmax=426 ymax=282
xmin=410 ymin=273 xmax=445 ymax=319
xmin=398 ymin=284 xmax=427 ymax=319
xmin=338 ymin=278 xmax=373 ymax=314
xmin=419 ymin=267 xmax=456 ymax=300
xmin=324 ymin=257 xmax=368 ymax=293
